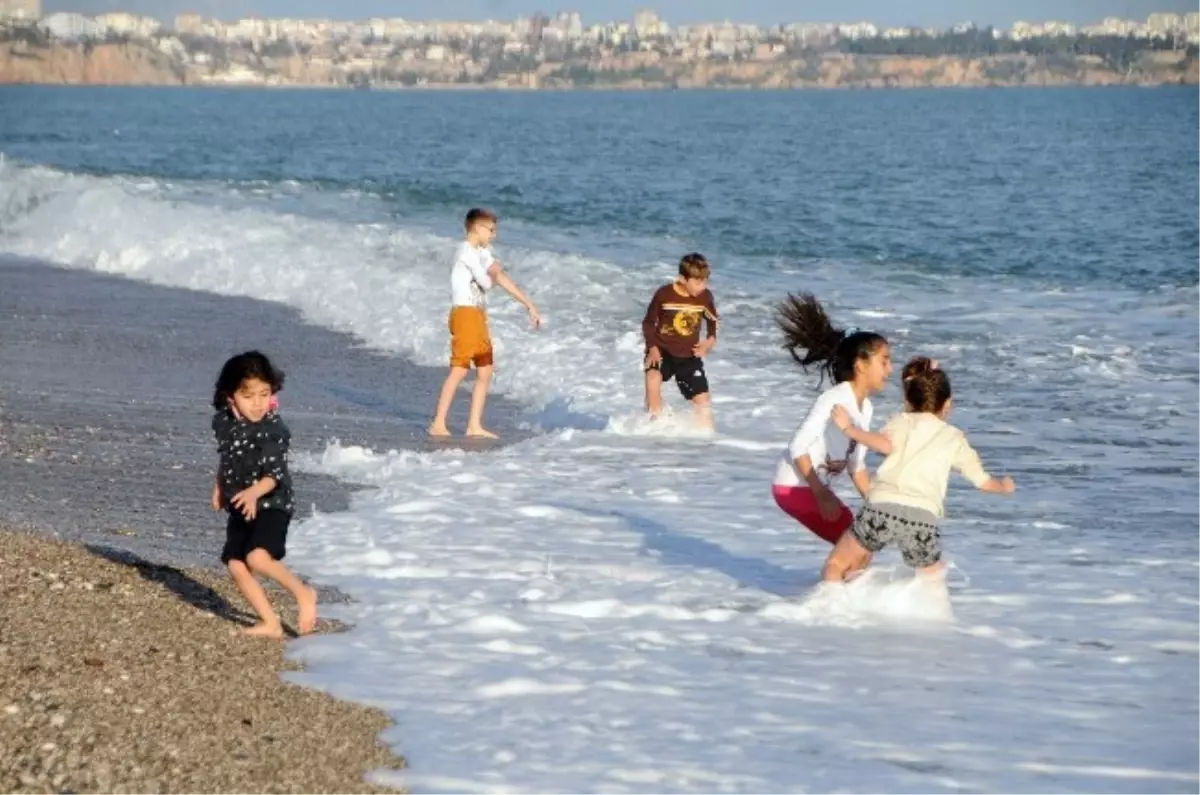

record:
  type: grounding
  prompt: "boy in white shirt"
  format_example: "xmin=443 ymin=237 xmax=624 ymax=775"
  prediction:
xmin=429 ymin=208 xmax=541 ymax=439
xmin=825 ymin=357 xmax=1016 ymax=582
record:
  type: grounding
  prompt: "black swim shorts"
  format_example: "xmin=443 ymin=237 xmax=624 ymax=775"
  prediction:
xmin=646 ymin=353 xmax=710 ymax=401
xmin=221 ymin=508 xmax=291 ymax=564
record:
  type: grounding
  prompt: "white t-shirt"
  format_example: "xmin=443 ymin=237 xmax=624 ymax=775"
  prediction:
xmin=773 ymin=381 xmax=874 ymax=488
xmin=450 ymin=242 xmax=495 ymax=308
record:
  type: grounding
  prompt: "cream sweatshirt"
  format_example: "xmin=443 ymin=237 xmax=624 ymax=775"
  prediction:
xmin=868 ymin=412 xmax=991 ymax=517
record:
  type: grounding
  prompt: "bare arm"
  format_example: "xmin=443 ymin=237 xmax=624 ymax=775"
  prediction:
xmin=831 ymin=404 xmax=893 ymax=455
xmin=795 ymin=454 xmax=825 ymax=492
xmin=851 ymin=467 xmax=871 ymax=500
xmin=796 ymin=454 xmax=843 ymax=521
xmin=844 ymin=424 xmax=893 ymax=456
xmin=489 ymin=263 xmax=541 ymax=326
xmin=211 ymin=468 xmax=223 ymax=511
xmin=253 ymin=476 xmax=278 ymax=496
xmin=979 ymin=475 xmax=1016 ymax=495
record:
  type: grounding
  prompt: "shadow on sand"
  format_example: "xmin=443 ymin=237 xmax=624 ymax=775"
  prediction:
xmin=86 ymin=543 xmax=258 ymax=627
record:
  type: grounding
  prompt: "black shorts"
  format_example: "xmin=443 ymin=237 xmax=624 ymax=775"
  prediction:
xmin=221 ymin=508 xmax=290 ymax=565
xmin=646 ymin=353 xmax=709 ymax=401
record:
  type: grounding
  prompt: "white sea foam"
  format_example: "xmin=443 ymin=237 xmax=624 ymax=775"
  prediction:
xmin=2 ymin=161 xmax=1196 ymax=792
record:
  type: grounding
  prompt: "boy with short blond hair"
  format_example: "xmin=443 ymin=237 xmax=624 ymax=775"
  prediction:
xmin=429 ymin=208 xmax=541 ymax=439
xmin=642 ymin=253 xmax=719 ymax=429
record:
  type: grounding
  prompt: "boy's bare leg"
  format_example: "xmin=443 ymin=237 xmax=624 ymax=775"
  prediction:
xmin=644 ymin=369 xmax=664 ymax=417
xmin=690 ymin=392 xmax=714 ymax=431
xmin=228 ymin=560 xmax=284 ymax=638
xmin=465 ymin=364 xmax=498 ymax=438
xmin=821 ymin=532 xmax=871 ymax=583
xmin=246 ymin=549 xmax=319 ymax=635
xmin=430 ymin=366 xmax=470 ymax=436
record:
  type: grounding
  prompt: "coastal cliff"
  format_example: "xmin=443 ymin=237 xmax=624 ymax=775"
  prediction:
xmin=0 ymin=41 xmax=184 ymax=85
xmin=1 ymin=40 xmax=1195 ymax=89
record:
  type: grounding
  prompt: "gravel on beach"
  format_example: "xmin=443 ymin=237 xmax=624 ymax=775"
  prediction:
xmin=0 ymin=529 xmax=405 ymax=794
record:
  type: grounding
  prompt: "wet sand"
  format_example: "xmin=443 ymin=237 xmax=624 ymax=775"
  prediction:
xmin=0 ymin=256 xmax=529 ymax=567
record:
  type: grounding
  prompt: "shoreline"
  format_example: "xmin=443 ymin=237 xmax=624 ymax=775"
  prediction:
xmin=4 ymin=30 xmax=1195 ymax=90
xmin=0 ymin=255 xmax=529 ymax=569
xmin=2 ymin=79 xmax=1196 ymax=91
xmin=0 ymin=256 xmax=532 ymax=790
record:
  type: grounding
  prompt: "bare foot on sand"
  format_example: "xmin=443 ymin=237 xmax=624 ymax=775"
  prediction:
xmin=428 ymin=423 xmax=451 ymax=437
xmin=297 ymin=586 xmax=318 ymax=635
xmin=242 ymin=622 xmax=285 ymax=640
xmin=465 ymin=426 xmax=499 ymax=439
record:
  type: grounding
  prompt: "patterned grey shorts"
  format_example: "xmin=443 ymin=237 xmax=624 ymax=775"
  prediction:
xmin=851 ymin=502 xmax=942 ymax=569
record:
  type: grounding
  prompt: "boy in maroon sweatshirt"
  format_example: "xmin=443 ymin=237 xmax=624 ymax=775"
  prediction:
xmin=642 ymin=253 xmax=719 ymax=429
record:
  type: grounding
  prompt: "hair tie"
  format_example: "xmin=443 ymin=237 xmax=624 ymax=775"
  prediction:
xmin=844 ymin=326 xmax=861 ymax=337
xmin=904 ymin=359 xmax=940 ymax=383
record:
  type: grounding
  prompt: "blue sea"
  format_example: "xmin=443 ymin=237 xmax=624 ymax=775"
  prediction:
xmin=1 ymin=85 xmax=1197 ymax=793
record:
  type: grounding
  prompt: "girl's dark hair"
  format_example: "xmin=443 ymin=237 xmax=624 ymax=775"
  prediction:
xmin=902 ymin=357 xmax=952 ymax=414
xmin=902 ymin=356 xmax=936 ymax=384
xmin=212 ymin=350 xmax=285 ymax=410
xmin=776 ymin=293 xmax=888 ymax=387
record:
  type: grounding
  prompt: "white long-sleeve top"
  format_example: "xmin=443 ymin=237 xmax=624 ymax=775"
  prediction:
xmin=773 ymin=382 xmax=873 ymax=489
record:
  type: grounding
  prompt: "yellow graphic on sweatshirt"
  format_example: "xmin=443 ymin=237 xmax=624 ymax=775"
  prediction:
xmin=661 ymin=304 xmax=706 ymax=338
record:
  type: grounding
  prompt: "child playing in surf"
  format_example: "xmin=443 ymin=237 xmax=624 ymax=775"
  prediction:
xmin=642 ymin=253 xmax=720 ymax=429
xmin=824 ymin=357 xmax=1015 ymax=581
xmin=211 ymin=351 xmax=317 ymax=639
xmin=772 ymin=293 xmax=892 ymax=547
xmin=429 ymin=208 xmax=541 ymax=439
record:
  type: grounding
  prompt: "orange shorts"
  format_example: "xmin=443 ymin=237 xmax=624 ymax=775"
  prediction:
xmin=448 ymin=306 xmax=493 ymax=369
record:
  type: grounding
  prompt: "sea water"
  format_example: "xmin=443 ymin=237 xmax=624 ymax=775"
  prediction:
xmin=1 ymin=86 xmax=1196 ymax=793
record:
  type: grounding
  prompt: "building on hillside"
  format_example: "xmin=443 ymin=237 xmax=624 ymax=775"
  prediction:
xmin=175 ymin=12 xmax=203 ymax=33
xmin=0 ymin=0 xmax=39 ymax=21
xmin=634 ymin=8 xmax=668 ymax=38
xmin=96 ymin=11 xmax=161 ymax=38
xmin=41 ymin=10 xmax=101 ymax=38
xmin=1145 ymin=12 xmax=1184 ymax=37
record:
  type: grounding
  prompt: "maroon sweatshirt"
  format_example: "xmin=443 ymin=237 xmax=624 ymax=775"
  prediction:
xmin=642 ymin=282 xmax=719 ymax=359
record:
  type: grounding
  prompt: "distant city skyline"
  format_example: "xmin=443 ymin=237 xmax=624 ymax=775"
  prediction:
xmin=40 ymin=0 xmax=1200 ymax=28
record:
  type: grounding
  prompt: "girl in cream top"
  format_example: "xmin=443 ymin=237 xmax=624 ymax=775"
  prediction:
xmin=823 ymin=357 xmax=1016 ymax=581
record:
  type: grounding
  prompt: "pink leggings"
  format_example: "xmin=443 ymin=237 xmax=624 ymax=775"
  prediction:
xmin=772 ymin=485 xmax=854 ymax=544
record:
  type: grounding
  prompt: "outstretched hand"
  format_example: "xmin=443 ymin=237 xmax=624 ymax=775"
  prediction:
xmin=831 ymin=404 xmax=852 ymax=432
xmin=983 ymin=474 xmax=1017 ymax=495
